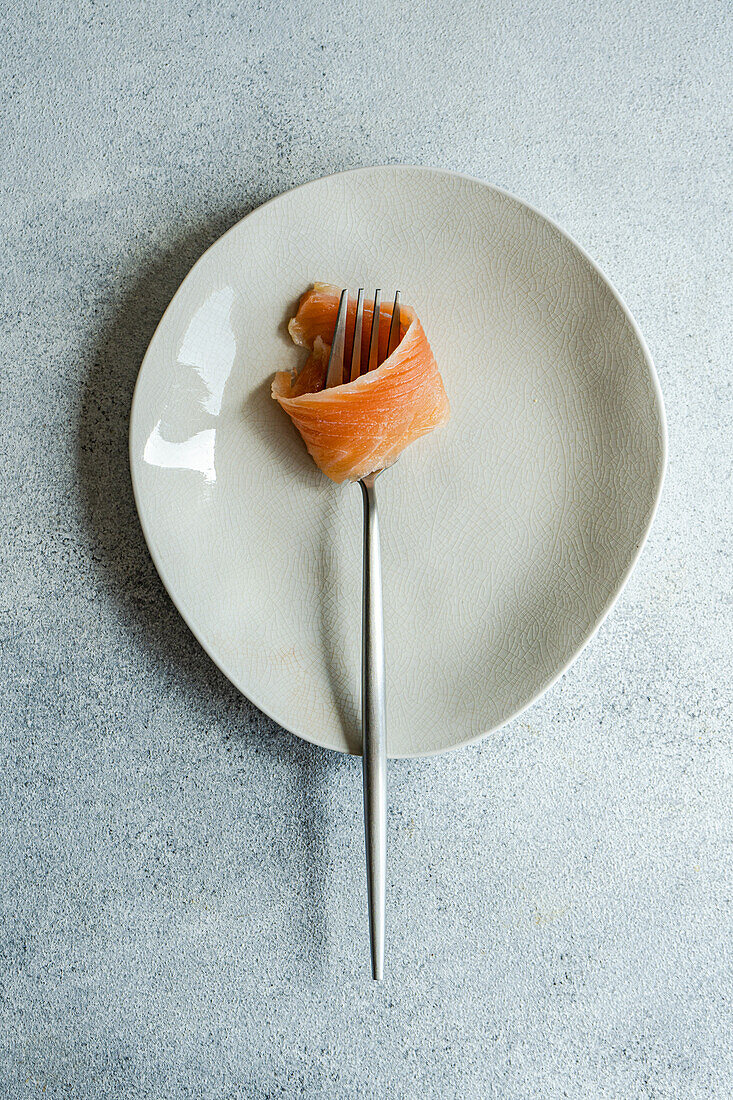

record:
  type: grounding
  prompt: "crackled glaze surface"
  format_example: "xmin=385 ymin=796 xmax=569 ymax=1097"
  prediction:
xmin=130 ymin=166 xmax=665 ymax=756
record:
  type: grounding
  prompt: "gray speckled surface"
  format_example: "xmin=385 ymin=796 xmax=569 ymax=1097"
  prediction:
xmin=1 ymin=1 xmax=731 ymax=1097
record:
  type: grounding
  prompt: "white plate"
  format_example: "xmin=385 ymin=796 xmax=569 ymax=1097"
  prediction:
xmin=130 ymin=166 xmax=666 ymax=757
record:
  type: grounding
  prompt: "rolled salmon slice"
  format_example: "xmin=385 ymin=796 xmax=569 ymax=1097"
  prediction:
xmin=272 ymin=283 xmax=450 ymax=483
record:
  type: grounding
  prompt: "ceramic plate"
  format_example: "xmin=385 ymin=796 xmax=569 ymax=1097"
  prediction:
xmin=130 ymin=165 xmax=666 ymax=757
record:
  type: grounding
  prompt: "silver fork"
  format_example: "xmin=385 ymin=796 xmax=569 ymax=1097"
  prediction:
xmin=325 ymin=287 xmax=401 ymax=981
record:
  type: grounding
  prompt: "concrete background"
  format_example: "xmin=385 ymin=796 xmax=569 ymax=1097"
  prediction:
xmin=1 ymin=1 xmax=731 ymax=1097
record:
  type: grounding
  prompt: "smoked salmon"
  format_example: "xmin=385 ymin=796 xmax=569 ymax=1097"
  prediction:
xmin=272 ymin=283 xmax=450 ymax=483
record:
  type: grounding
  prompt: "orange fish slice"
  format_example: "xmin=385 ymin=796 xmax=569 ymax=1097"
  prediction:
xmin=271 ymin=283 xmax=450 ymax=483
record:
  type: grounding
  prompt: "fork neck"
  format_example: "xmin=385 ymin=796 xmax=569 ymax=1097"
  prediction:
xmin=359 ymin=470 xmax=381 ymax=491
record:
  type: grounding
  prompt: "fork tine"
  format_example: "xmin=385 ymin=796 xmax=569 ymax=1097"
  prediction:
xmin=350 ymin=288 xmax=365 ymax=382
xmin=367 ymin=289 xmax=381 ymax=373
xmin=325 ymin=289 xmax=348 ymax=388
xmin=387 ymin=290 xmax=401 ymax=357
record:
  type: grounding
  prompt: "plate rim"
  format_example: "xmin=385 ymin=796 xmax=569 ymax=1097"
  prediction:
xmin=129 ymin=163 xmax=668 ymax=758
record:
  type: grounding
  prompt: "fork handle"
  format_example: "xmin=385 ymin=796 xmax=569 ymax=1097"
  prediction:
xmin=359 ymin=473 xmax=386 ymax=980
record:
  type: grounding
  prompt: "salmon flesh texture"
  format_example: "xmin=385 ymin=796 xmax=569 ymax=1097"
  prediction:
xmin=271 ymin=283 xmax=450 ymax=483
